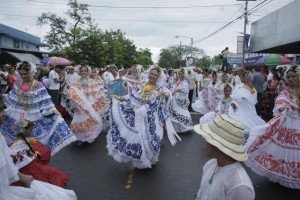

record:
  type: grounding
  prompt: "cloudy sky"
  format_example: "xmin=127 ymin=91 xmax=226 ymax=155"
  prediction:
xmin=0 ymin=0 xmax=294 ymax=62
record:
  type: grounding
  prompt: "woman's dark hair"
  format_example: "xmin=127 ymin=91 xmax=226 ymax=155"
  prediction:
xmin=17 ymin=61 xmax=31 ymax=72
xmin=203 ymin=68 xmax=209 ymax=73
xmin=178 ymin=69 xmax=185 ymax=74
xmin=150 ymin=67 xmax=161 ymax=75
xmin=273 ymin=73 xmax=280 ymax=81
xmin=79 ymin=64 xmax=87 ymax=70
xmin=224 ymin=83 xmax=232 ymax=91
xmin=212 ymin=71 xmax=217 ymax=76
xmin=286 ymin=68 xmax=296 ymax=75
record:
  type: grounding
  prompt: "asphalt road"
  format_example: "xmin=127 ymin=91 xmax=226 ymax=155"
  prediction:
xmin=51 ymin=114 xmax=300 ymax=200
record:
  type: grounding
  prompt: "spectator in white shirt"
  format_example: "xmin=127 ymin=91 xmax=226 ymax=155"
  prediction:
xmin=193 ymin=68 xmax=203 ymax=95
xmin=186 ymin=70 xmax=196 ymax=111
xmin=230 ymin=68 xmax=242 ymax=88
xmin=157 ymin=70 xmax=168 ymax=88
xmin=103 ymin=64 xmax=117 ymax=86
xmin=48 ymin=66 xmax=64 ymax=106
xmin=221 ymin=47 xmax=230 ymax=72
xmin=194 ymin=115 xmax=255 ymax=200
xmin=65 ymin=66 xmax=80 ymax=88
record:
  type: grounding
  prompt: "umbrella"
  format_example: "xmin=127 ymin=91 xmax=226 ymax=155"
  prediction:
xmin=41 ymin=57 xmax=51 ymax=64
xmin=254 ymin=54 xmax=292 ymax=66
xmin=46 ymin=57 xmax=71 ymax=66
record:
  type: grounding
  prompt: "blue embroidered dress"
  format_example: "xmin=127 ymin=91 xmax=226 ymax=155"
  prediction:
xmin=1 ymin=80 xmax=76 ymax=156
xmin=106 ymin=84 xmax=179 ymax=169
xmin=170 ymin=80 xmax=193 ymax=133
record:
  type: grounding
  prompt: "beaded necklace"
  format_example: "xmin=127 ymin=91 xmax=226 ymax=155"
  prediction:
xmin=243 ymin=84 xmax=256 ymax=94
xmin=81 ymin=77 xmax=93 ymax=99
xmin=17 ymin=79 xmax=36 ymax=118
xmin=141 ymin=83 xmax=158 ymax=103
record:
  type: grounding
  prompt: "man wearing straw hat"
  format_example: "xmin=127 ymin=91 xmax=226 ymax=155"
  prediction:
xmin=194 ymin=115 xmax=255 ymax=200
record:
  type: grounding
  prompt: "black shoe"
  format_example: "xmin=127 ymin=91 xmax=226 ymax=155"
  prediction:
xmin=75 ymin=141 xmax=85 ymax=146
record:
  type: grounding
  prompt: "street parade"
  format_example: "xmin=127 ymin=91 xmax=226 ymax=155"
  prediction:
xmin=0 ymin=0 xmax=299 ymax=200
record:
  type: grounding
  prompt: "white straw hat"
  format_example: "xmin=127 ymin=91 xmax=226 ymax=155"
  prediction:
xmin=194 ymin=115 xmax=248 ymax=161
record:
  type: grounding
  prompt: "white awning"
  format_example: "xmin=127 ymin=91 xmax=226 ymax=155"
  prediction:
xmin=4 ymin=51 xmax=41 ymax=64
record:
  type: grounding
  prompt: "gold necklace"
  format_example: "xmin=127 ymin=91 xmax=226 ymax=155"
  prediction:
xmin=17 ymin=79 xmax=36 ymax=111
xmin=244 ymin=84 xmax=256 ymax=94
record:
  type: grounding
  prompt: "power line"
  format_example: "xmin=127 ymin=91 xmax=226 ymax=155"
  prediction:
xmin=25 ymin=0 xmax=242 ymax=9
xmin=192 ymin=0 xmax=271 ymax=44
xmin=0 ymin=13 xmax=232 ymax=24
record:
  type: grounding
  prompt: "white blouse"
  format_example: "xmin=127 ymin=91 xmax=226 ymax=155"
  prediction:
xmin=0 ymin=134 xmax=19 ymax=191
xmin=196 ymin=159 xmax=255 ymax=200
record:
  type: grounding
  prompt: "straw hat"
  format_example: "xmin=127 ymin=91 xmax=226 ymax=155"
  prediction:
xmin=194 ymin=115 xmax=248 ymax=161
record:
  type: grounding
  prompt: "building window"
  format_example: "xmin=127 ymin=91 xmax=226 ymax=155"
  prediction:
xmin=13 ymin=40 xmax=20 ymax=49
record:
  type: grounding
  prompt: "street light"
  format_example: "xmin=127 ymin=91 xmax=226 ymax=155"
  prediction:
xmin=175 ymin=35 xmax=194 ymax=57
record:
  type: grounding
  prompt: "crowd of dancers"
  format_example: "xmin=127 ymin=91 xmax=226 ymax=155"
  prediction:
xmin=0 ymin=61 xmax=299 ymax=199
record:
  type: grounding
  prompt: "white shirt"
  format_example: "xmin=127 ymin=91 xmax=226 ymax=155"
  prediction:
xmin=186 ymin=74 xmax=196 ymax=90
xmin=195 ymin=73 xmax=203 ymax=90
xmin=48 ymin=70 xmax=60 ymax=90
xmin=158 ymin=72 xmax=168 ymax=88
xmin=65 ymin=73 xmax=80 ymax=87
xmin=103 ymin=71 xmax=114 ymax=85
xmin=267 ymin=72 xmax=273 ymax=82
xmin=0 ymin=134 xmax=19 ymax=191
xmin=230 ymin=75 xmax=241 ymax=88
xmin=196 ymin=159 xmax=255 ymax=200
xmin=222 ymin=50 xmax=230 ymax=58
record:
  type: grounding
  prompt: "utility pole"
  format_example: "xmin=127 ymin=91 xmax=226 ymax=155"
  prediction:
xmin=175 ymin=35 xmax=194 ymax=59
xmin=237 ymin=0 xmax=255 ymax=63
xmin=242 ymin=0 xmax=248 ymax=63
xmin=179 ymin=41 xmax=182 ymax=68
xmin=190 ymin=38 xmax=193 ymax=57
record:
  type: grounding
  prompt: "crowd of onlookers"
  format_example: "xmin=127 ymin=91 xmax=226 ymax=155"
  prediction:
xmin=0 ymin=61 xmax=298 ymax=120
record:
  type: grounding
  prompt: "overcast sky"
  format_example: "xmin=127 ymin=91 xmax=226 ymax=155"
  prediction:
xmin=0 ymin=0 xmax=294 ymax=62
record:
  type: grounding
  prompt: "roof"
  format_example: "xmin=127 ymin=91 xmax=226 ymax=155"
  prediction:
xmin=1 ymin=51 xmax=41 ymax=64
xmin=250 ymin=1 xmax=300 ymax=54
xmin=0 ymin=23 xmax=44 ymax=46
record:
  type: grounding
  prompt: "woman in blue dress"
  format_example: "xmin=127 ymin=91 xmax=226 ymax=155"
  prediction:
xmin=107 ymin=67 xmax=180 ymax=169
xmin=1 ymin=61 xmax=76 ymax=155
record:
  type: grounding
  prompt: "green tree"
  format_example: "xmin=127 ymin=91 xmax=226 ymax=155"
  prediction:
xmin=158 ymin=45 xmax=205 ymax=68
xmin=133 ymin=48 xmax=153 ymax=67
xmin=211 ymin=54 xmax=223 ymax=65
xmin=37 ymin=0 xmax=92 ymax=52
xmin=158 ymin=48 xmax=178 ymax=68
xmin=37 ymin=0 xmax=144 ymax=68
xmin=60 ymin=28 xmax=137 ymax=68
xmin=196 ymin=55 xmax=212 ymax=68
xmin=169 ymin=45 xmax=204 ymax=60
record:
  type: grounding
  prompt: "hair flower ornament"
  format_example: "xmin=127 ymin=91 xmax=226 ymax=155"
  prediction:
xmin=15 ymin=119 xmax=30 ymax=135
xmin=15 ymin=119 xmax=41 ymax=159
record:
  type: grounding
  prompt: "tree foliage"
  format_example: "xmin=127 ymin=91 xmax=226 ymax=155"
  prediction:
xmin=37 ymin=0 xmax=152 ymax=68
xmin=196 ymin=55 xmax=212 ymax=68
xmin=133 ymin=48 xmax=153 ymax=67
xmin=211 ymin=54 xmax=223 ymax=65
xmin=158 ymin=45 xmax=205 ymax=68
xmin=37 ymin=0 xmax=91 ymax=51
xmin=158 ymin=48 xmax=179 ymax=69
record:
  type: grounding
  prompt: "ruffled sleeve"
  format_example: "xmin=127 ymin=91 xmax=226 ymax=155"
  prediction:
xmin=0 ymin=134 xmax=19 ymax=191
xmin=273 ymin=89 xmax=299 ymax=116
xmin=232 ymin=84 xmax=257 ymax=105
xmin=5 ymin=80 xmax=55 ymax=121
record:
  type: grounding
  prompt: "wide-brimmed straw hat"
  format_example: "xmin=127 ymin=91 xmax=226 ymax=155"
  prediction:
xmin=194 ymin=115 xmax=248 ymax=161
